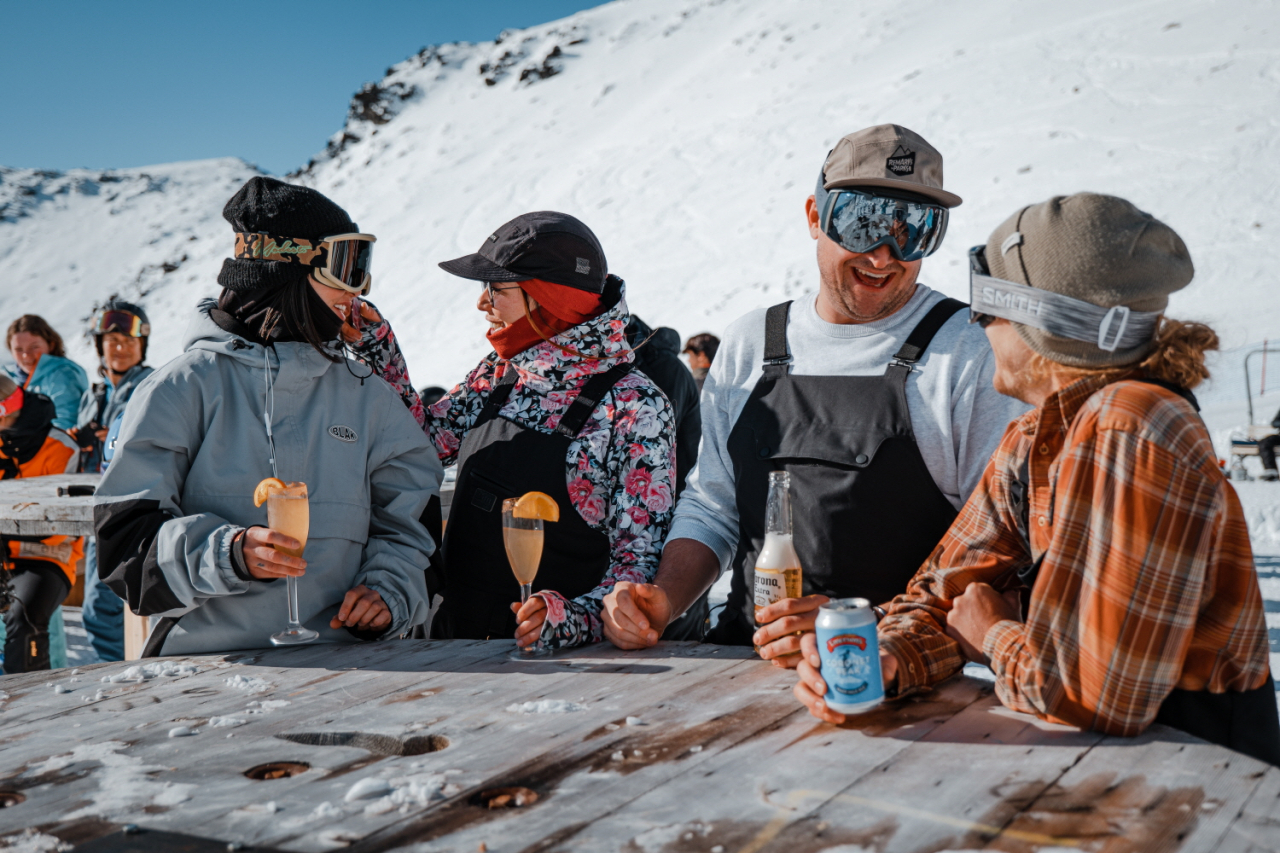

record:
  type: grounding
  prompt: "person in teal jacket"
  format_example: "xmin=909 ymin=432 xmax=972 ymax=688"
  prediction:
xmin=6 ymin=315 xmax=88 ymax=431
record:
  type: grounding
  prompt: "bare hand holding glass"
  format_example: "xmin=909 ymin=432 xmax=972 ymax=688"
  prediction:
xmin=254 ymin=478 xmax=319 ymax=645
xmin=504 ymin=492 xmax=559 ymax=660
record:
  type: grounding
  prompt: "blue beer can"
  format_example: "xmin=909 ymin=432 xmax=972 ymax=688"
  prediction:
xmin=815 ymin=597 xmax=884 ymax=714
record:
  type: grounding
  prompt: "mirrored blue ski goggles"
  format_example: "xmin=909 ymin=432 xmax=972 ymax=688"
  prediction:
xmin=818 ymin=188 xmax=949 ymax=262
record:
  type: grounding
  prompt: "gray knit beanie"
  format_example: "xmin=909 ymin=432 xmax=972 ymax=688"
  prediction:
xmin=985 ymin=193 xmax=1194 ymax=368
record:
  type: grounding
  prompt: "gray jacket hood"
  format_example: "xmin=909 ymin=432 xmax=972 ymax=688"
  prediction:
xmin=184 ymin=298 xmax=340 ymax=374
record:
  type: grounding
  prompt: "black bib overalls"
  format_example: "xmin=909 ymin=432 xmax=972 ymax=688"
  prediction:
xmin=709 ymin=298 xmax=966 ymax=645
xmin=438 ymin=363 xmax=633 ymax=640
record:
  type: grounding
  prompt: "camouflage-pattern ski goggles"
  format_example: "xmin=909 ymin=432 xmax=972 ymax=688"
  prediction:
xmin=234 ymin=231 xmax=376 ymax=295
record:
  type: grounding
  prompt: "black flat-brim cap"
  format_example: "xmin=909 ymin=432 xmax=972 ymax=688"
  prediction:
xmin=438 ymin=211 xmax=607 ymax=294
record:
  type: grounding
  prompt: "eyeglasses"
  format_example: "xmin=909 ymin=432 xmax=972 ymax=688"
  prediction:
xmin=819 ymin=187 xmax=949 ymax=262
xmin=484 ymin=282 xmax=522 ymax=302
xmin=234 ymin=232 xmax=376 ymax=295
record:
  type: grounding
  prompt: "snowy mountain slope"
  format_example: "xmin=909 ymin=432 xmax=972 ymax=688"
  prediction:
xmin=0 ymin=159 xmax=262 ymax=362
xmin=288 ymin=0 xmax=1280 ymax=392
xmin=3 ymin=0 xmax=1277 ymax=394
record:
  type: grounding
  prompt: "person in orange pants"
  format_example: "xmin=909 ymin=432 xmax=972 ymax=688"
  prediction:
xmin=0 ymin=375 xmax=82 ymax=673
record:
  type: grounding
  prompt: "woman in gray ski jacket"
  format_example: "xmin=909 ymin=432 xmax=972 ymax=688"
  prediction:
xmin=94 ymin=178 xmax=441 ymax=656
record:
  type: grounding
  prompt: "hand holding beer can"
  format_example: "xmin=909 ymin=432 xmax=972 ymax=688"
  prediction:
xmin=815 ymin=598 xmax=884 ymax=714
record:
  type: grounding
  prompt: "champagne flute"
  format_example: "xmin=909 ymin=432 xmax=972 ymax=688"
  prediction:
xmin=503 ymin=498 xmax=550 ymax=659
xmin=268 ymin=482 xmax=319 ymax=646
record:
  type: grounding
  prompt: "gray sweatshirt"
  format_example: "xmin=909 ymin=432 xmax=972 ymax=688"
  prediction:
xmin=95 ymin=302 xmax=442 ymax=655
xmin=669 ymin=285 xmax=1029 ymax=568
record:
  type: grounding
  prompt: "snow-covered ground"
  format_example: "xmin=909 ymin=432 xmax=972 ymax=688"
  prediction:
xmin=1 ymin=0 xmax=1278 ymax=700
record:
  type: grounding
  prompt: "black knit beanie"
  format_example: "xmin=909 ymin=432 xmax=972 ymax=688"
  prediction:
xmin=216 ymin=177 xmax=359 ymax=293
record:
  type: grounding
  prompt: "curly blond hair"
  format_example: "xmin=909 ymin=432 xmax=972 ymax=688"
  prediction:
xmin=1023 ymin=318 xmax=1219 ymax=390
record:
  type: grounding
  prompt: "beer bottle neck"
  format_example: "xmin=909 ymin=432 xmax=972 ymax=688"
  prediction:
xmin=765 ymin=478 xmax=792 ymax=536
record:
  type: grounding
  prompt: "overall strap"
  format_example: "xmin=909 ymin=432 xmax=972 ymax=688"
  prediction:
xmin=475 ymin=367 xmax=519 ymax=427
xmin=554 ymin=362 xmax=635 ymax=438
xmin=892 ymin=298 xmax=968 ymax=365
xmin=763 ymin=302 xmax=794 ymax=369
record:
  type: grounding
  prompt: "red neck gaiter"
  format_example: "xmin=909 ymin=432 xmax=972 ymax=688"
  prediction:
xmin=487 ymin=279 xmax=604 ymax=359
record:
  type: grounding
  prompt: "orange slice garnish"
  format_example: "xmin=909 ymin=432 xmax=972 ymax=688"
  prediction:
xmin=513 ymin=491 xmax=559 ymax=522
xmin=253 ymin=477 xmax=287 ymax=507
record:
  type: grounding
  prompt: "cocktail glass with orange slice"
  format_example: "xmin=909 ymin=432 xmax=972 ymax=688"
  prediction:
xmin=505 ymin=491 xmax=558 ymax=660
xmin=255 ymin=478 xmax=319 ymax=646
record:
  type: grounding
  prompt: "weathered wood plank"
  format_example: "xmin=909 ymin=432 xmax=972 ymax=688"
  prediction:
xmin=0 ymin=473 xmax=99 ymax=537
xmin=1212 ymin=766 xmax=1280 ymax=852
xmin=739 ymin=696 xmax=1104 ymax=853
xmin=2 ymin=643 xmax=1271 ymax=853
xmin=336 ymin=650 xmax=792 ymax=853
xmin=1 ymin=643 xmax=750 ymax=848
xmin=998 ymin=727 xmax=1274 ymax=853
xmin=186 ymin=644 xmax=754 ymax=850
xmin=0 ymin=642 xmax=515 ymax=839
xmin=553 ymin=679 xmax=1077 ymax=853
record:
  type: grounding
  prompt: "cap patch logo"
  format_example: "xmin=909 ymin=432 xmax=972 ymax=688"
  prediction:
xmin=575 ymin=257 xmax=591 ymax=275
xmin=329 ymin=425 xmax=358 ymax=443
xmin=886 ymin=145 xmax=916 ymax=176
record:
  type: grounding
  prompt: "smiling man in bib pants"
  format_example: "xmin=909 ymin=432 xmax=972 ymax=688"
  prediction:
xmin=602 ymin=125 xmax=1027 ymax=661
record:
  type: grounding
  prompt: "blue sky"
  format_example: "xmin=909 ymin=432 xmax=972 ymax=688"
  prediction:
xmin=0 ymin=0 xmax=603 ymax=175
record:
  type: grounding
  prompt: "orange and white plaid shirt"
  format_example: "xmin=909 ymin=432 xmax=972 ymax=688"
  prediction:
xmin=879 ymin=374 xmax=1271 ymax=736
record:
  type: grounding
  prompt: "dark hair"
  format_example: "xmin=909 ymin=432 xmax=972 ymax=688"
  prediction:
xmin=244 ymin=276 xmax=343 ymax=362
xmin=683 ymin=333 xmax=720 ymax=362
xmin=7 ymin=315 xmax=66 ymax=358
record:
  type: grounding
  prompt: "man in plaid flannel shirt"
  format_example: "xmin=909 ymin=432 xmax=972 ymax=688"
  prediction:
xmin=793 ymin=193 xmax=1280 ymax=766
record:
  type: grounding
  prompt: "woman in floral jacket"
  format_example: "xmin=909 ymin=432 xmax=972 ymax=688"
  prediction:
xmin=350 ymin=212 xmax=676 ymax=651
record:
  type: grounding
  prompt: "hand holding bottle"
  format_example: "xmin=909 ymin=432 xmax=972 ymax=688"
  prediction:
xmin=751 ymin=594 xmax=830 ymax=667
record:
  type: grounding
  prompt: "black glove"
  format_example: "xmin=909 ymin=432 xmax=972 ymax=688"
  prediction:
xmin=68 ymin=423 xmax=101 ymax=451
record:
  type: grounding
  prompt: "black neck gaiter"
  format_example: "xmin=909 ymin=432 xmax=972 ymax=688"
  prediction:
xmin=0 ymin=392 xmax=56 ymax=478
xmin=213 ymin=277 xmax=344 ymax=349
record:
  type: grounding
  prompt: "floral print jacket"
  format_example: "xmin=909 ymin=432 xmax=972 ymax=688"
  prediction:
xmin=349 ymin=281 xmax=677 ymax=649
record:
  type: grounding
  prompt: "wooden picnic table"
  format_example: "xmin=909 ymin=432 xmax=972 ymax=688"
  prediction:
xmin=0 ymin=472 xmax=156 ymax=659
xmin=0 ymin=472 xmax=99 ymax=538
xmin=1 ymin=640 xmax=1275 ymax=852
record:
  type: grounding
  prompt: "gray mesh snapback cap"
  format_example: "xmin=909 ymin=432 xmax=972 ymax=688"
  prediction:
xmin=821 ymin=124 xmax=962 ymax=208
xmin=438 ymin=211 xmax=608 ymax=294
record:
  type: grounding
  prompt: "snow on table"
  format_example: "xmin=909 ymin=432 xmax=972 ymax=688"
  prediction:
xmin=0 ymin=640 xmax=1276 ymax=852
